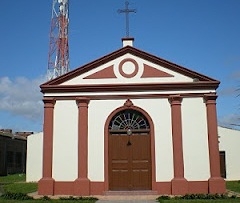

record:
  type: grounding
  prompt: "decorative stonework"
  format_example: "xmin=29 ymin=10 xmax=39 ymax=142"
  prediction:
xmin=38 ymin=97 xmax=56 ymax=195
xmin=118 ymin=58 xmax=139 ymax=78
xmin=168 ymin=94 xmax=183 ymax=104
xmin=168 ymin=95 xmax=188 ymax=195
xmin=141 ymin=64 xmax=174 ymax=78
xmin=74 ymin=97 xmax=90 ymax=195
xmin=124 ymin=99 xmax=133 ymax=107
xmin=83 ymin=65 xmax=117 ymax=79
xmin=203 ymin=93 xmax=226 ymax=194
xmin=76 ymin=97 xmax=90 ymax=107
xmin=203 ymin=93 xmax=218 ymax=104
xmin=43 ymin=97 xmax=56 ymax=107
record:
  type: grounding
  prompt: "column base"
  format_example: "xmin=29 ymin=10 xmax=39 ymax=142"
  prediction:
xmin=171 ymin=178 xmax=188 ymax=195
xmin=208 ymin=177 xmax=226 ymax=194
xmin=74 ymin=178 xmax=90 ymax=196
xmin=38 ymin=177 xmax=55 ymax=195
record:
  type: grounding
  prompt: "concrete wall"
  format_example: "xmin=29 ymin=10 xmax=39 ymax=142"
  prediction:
xmin=52 ymin=100 xmax=78 ymax=181
xmin=88 ymin=99 xmax=123 ymax=181
xmin=26 ymin=132 xmax=43 ymax=182
xmin=182 ymin=98 xmax=210 ymax=180
xmin=219 ymin=126 xmax=240 ymax=180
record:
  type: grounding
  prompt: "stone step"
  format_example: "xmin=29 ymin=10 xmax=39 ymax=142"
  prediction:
xmin=104 ymin=190 xmax=158 ymax=196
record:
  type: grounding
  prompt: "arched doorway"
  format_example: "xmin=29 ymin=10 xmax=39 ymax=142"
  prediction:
xmin=108 ymin=108 xmax=152 ymax=191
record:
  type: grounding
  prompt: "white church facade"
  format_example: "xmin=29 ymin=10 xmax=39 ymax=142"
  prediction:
xmin=32 ymin=38 xmax=226 ymax=196
xmin=27 ymin=127 xmax=240 ymax=184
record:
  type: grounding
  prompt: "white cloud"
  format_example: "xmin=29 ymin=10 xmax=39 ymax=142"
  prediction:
xmin=0 ymin=76 xmax=45 ymax=121
xmin=218 ymin=113 xmax=240 ymax=130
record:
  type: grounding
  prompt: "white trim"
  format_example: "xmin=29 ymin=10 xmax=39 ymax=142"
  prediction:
xmin=44 ymin=89 xmax=216 ymax=97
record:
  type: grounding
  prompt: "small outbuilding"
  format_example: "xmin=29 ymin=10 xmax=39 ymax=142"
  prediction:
xmin=218 ymin=126 xmax=240 ymax=180
xmin=0 ymin=129 xmax=27 ymax=176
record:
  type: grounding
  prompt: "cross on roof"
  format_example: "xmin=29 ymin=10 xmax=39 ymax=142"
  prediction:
xmin=118 ymin=1 xmax=136 ymax=37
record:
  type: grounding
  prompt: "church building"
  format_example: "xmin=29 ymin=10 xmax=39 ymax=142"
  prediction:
xmin=38 ymin=38 xmax=225 ymax=196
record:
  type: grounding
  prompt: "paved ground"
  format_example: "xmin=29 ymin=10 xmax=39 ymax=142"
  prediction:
xmin=227 ymin=190 xmax=240 ymax=198
xmin=97 ymin=200 xmax=157 ymax=203
xmin=28 ymin=192 xmax=159 ymax=202
xmin=95 ymin=195 xmax=159 ymax=201
xmin=28 ymin=190 xmax=240 ymax=202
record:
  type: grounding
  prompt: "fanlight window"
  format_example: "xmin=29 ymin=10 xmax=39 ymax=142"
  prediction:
xmin=109 ymin=109 xmax=150 ymax=131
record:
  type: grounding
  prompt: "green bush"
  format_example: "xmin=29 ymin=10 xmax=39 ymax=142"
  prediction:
xmin=156 ymin=193 xmax=238 ymax=202
xmin=59 ymin=196 xmax=98 ymax=201
xmin=156 ymin=195 xmax=171 ymax=200
xmin=181 ymin=194 xmax=228 ymax=199
xmin=40 ymin=195 xmax=51 ymax=201
xmin=1 ymin=192 xmax=33 ymax=200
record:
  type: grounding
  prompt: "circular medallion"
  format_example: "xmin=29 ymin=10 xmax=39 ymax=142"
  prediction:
xmin=118 ymin=58 xmax=139 ymax=78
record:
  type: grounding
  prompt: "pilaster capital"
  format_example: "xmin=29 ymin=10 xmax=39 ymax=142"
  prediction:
xmin=204 ymin=94 xmax=218 ymax=104
xmin=76 ymin=97 xmax=90 ymax=107
xmin=168 ymin=95 xmax=183 ymax=105
xmin=42 ymin=97 xmax=56 ymax=108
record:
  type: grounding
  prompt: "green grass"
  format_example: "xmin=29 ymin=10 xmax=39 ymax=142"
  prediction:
xmin=227 ymin=181 xmax=240 ymax=193
xmin=158 ymin=200 xmax=240 ymax=203
xmin=3 ymin=182 xmax=37 ymax=193
xmin=0 ymin=200 xmax=97 ymax=203
xmin=0 ymin=174 xmax=37 ymax=194
xmin=0 ymin=174 xmax=26 ymax=184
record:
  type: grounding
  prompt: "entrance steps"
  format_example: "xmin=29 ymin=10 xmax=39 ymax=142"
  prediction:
xmin=97 ymin=191 xmax=159 ymax=200
xmin=104 ymin=190 xmax=158 ymax=196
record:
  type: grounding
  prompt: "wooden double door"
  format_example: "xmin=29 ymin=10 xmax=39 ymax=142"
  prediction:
xmin=109 ymin=132 xmax=151 ymax=191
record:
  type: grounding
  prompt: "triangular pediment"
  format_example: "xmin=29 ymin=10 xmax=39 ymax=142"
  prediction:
xmin=83 ymin=63 xmax=174 ymax=80
xmin=83 ymin=65 xmax=116 ymax=79
xmin=41 ymin=46 xmax=219 ymax=93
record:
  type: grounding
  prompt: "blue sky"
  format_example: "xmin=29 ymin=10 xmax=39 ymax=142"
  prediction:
xmin=0 ymin=0 xmax=240 ymax=132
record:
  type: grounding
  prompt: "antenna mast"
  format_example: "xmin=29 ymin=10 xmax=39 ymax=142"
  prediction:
xmin=47 ymin=0 xmax=70 ymax=80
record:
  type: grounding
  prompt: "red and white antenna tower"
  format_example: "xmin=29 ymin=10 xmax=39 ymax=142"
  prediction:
xmin=47 ymin=0 xmax=70 ymax=80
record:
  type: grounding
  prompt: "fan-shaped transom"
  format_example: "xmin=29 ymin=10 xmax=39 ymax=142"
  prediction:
xmin=109 ymin=109 xmax=150 ymax=133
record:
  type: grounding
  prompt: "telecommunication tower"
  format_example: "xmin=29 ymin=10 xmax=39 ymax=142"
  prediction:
xmin=47 ymin=0 xmax=70 ymax=80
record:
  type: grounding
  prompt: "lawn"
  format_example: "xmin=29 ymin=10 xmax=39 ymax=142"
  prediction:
xmin=0 ymin=173 xmax=26 ymax=183
xmin=158 ymin=200 xmax=240 ymax=203
xmin=0 ymin=174 xmax=37 ymax=194
xmin=227 ymin=181 xmax=240 ymax=193
xmin=3 ymin=182 xmax=38 ymax=194
xmin=0 ymin=200 xmax=98 ymax=203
